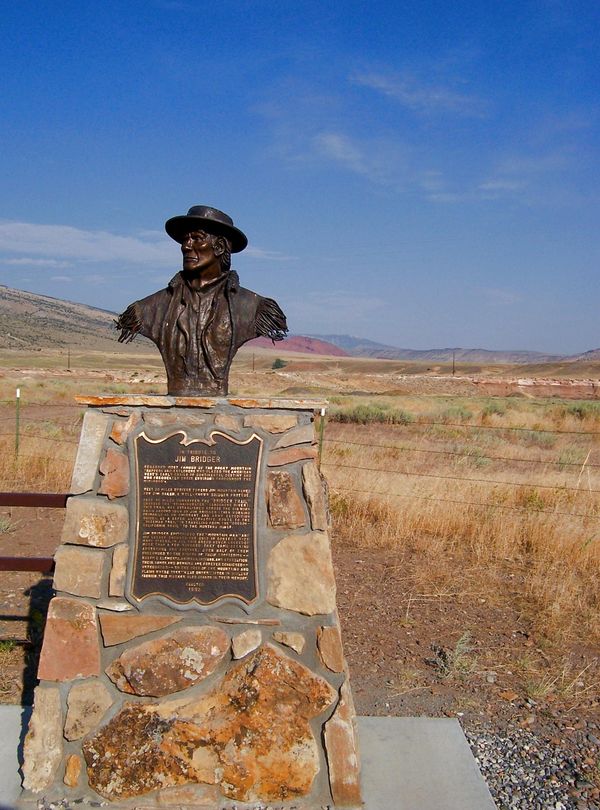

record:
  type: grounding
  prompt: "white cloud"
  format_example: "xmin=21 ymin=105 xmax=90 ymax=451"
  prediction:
xmin=0 ymin=221 xmax=175 ymax=264
xmin=312 ymin=131 xmax=410 ymax=187
xmin=353 ymin=71 xmax=486 ymax=117
xmin=0 ymin=257 xmax=72 ymax=268
xmin=50 ymin=275 xmax=72 ymax=282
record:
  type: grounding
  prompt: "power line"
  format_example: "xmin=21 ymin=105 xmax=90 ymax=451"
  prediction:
xmin=332 ymin=486 xmax=600 ymax=521
xmin=324 ymin=438 xmax=600 ymax=469
xmin=322 ymin=460 xmax=600 ymax=494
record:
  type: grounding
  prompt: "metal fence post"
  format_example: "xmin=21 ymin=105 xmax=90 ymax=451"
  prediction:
xmin=318 ymin=407 xmax=326 ymax=469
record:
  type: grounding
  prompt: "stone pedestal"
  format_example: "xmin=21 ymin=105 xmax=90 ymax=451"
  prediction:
xmin=21 ymin=396 xmax=362 ymax=808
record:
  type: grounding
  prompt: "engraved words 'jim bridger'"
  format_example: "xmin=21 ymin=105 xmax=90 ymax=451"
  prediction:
xmin=131 ymin=430 xmax=262 ymax=607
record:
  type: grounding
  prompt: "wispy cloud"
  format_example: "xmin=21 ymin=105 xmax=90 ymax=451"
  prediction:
xmin=0 ymin=257 xmax=72 ymax=268
xmin=50 ymin=275 xmax=72 ymax=282
xmin=312 ymin=130 xmax=411 ymax=188
xmin=352 ymin=70 xmax=486 ymax=117
xmin=0 ymin=221 xmax=288 ymax=265
xmin=0 ymin=221 xmax=174 ymax=264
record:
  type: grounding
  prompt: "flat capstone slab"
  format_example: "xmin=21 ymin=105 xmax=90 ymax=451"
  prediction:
xmin=1 ymin=708 xmax=496 ymax=809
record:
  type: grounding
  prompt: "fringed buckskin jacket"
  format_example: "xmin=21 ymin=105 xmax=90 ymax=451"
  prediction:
xmin=115 ymin=270 xmax=287 ymax=396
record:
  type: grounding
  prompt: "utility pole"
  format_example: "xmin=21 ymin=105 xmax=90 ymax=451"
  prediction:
xmin=67 ymin=348 xmax=71 ymax=372
xmin=15 ymin=388 xmax=20 ymax=458
xmin=252 ymin=353 xmax=255 ymax=373
xmin=452 ymin=350 xmax=456 ymax=376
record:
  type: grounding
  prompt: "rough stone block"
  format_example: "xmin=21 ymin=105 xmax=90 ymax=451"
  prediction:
xmin=302 ymin=460 xmax=329 ymax=531
xmin=324 ymin=682 xmax=362 ymax=806
xmin=37 ymin=598 xmax=100 ymax=681
xmin=63 ymin=754 xmax=82 ymax=787
xmin=243 ymin=413 xmax=298 ymax=433
xmin=108 ymin=542 xmax=129 ymax=597
xmin=64 ymin=679 xmax=113 ymax=740
xmin=274 ymin=423 xmax=315 ymax=448
xmin=109 ymin=412 xmax=141 ymax=444
xmin=99 ymin=613 xmax=181 ymax=646
xmin=232 ymin=628 xmax=261 ymax=658
xmin=22 ymin=686 xmax=63 ymax=793
xmin=84 ymin=644 xmax=336 ymax=802
xmin=214 ymin=413 xmax=242 ymax=432
xmin=317 ymin=625 xmax=345 ymax=672
xmin=70 ymin=410 xmax=109 ymax=494
xmin=267 ymin=531 xmax=337 ymax=615
xmin=272 ymin=630 xmax=305 ymax=654
xmin=53 ymin=545 xmax=105 ymax=598
xmin=268 ymin=445 xmax=318 ymax=467
xmin=106 ymin=626 xmax=229 ymax=696
xmin=267 ymin=470 xmax=305 ymax=529
xmin=99 ymin=447 xmax=130 ymax=499
xmin=61 ymin=496 xmax=129 ymax=547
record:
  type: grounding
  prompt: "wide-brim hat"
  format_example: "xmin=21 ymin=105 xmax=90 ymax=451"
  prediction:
xmin=165 ymin=205 xmax=248 ymax=253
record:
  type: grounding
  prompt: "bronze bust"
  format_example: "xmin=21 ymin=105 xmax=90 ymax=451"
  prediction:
xmin=116 ymin=206 xmax=288 ymax=396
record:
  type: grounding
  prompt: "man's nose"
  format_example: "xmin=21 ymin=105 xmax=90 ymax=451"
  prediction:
xmin=182 ymin=235 xmax=193 ymax=249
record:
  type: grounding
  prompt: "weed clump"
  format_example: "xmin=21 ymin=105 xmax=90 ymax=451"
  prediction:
xmin=330 ymin=404 xmax=413 ymax=426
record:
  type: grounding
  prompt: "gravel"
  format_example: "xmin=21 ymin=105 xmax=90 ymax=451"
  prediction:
xmin=466 ymin=726 xmax=600 ymax=810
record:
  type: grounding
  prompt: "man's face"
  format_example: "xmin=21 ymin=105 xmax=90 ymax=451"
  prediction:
xmin=181 ymin=230 xmax=222 ymax=278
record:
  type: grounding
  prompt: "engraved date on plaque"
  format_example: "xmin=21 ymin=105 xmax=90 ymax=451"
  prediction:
xmin=131 ymin=430 xmax=262 ymax=607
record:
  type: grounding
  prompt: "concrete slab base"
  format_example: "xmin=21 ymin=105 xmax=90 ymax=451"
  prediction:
xmin=0 ymin=707 xmax=496 ymax=809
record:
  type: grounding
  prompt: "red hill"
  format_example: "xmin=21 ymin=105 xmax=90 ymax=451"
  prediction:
xmin=247 ymin=335 xmax=349 ymax=357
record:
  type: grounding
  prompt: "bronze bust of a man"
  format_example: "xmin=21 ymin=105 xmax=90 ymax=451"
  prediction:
xmin=116 ymin=206 xmax=288 ymax=396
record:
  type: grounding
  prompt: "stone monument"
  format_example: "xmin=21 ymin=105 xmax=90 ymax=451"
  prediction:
xmin=20 ymin=207 xmax=362 ymax=808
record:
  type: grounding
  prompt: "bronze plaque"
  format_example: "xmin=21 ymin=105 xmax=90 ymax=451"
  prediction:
xmin=131 ymin=430 xmax=262 ymax=607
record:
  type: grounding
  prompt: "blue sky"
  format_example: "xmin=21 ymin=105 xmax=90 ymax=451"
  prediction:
xmin=0 ymin=0 xmax=598 ymax=353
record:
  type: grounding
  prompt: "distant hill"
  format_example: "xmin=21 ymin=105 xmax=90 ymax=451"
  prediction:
xmin=310 ymin=334 xmax=566 ymax=364
xmin=247 ymin=335 xmax=348 ymax=356
xmin=0 ymin=285 xmax=157 ymax=352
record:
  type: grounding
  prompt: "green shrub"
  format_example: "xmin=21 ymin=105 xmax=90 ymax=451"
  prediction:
xmin=272 ymin=358 xmax=287 ymax=370
xmin=329 ymin=404 xmax=413 ymax=425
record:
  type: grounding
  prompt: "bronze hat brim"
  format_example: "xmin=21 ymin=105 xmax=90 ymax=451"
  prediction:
xmin=165 ymin=215 xmax=248 ymax=253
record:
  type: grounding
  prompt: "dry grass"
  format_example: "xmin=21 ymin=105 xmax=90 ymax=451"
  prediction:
xmin=324 ymin=397 xmax=600 ymax=649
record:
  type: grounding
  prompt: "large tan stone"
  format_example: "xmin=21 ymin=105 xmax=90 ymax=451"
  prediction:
xmin=84 ymin=644 xmax=336 ymax=802
xmin=22 ymin=686 xmax=63 ymax=792
xmin=106 ymin=626 xmax=229 ymax=696
xmin=99 ymin=613 xmax=182 ymax=646
xmin=61 ymin=496 xmax=129 ymax=547
xmin=53 ymin=544 xmax=105 ymax=598
xmin=64 ymin=678 xmax=113 ymax=740
xmin=109 ymin=411 xmax=141 ymax=444
xmin=267 ymin=471 xmax=305 ymax=529
xmin=38 ymin=597 xmax=100 ymax=681
xmin=268 ymin=445 xmax=318 ymax=467
xmin=243 ymin=413 xmax=297 ymax=433
xmin=317 ymin=625 xmax=345 ymax=672
xmin=324 ymin=681 xmax=362 ymax=806
xmin=70 ymin=410 xmax=109 ymax=495
xmin=99 ymin=447 xmax=130 ymax=499
xmin=274 ymin=423 xmax=315 ymax=448
xmin=108 ymin=542 xmax=129 ymax=597
xmin=302 ymin=460 xmax=329 ymax=531
xmin=267 ymin=532 xmax=336 ymax=615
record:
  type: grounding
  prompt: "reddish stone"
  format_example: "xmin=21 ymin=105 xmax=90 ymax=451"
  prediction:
xmin=63 ymin=754 xmax=82 ymax=787
xmin=61 ymin=497 xmax=128 ymax=547
xmin=267 ymin=531 xmax=337 ymax=616
xmin=268 ymin=445 xmax=318 ymax=467
xmin=109 ymin=412 xmax=141 ymax=444
xmin=64 ymin=679 xmax=113 ymax=740
xmin=99 ymin=613 xmax=181 ymax=646
xmin=38 ymin=597 xmax=100 ymax=681
xmin=108 ymin=543 xmax=129 ymax=597
xmin=317 ymin=625 xmax=345 ymax=672
xmin=53 ymin=545 xmax=105 ymax=598
xmin=99 ymin=448 xmax=130 ymax=499
xmin=267 ymin=471 xmax=306 ymax=529
xmin=105 ymin=626 xmax=229 ymax=696
xmin=274 ymin=423 xmax=315 ymax=448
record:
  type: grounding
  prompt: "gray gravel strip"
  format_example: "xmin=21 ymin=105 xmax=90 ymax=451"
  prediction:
xmin=466 ymin=726 xmax=599 ymax=810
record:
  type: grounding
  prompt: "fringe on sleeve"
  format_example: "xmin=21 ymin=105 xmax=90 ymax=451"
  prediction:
xmin=255 ymin=297 xmax=288 ymax=342
xmin=115 ymin=302 xmax=143 ymax=344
